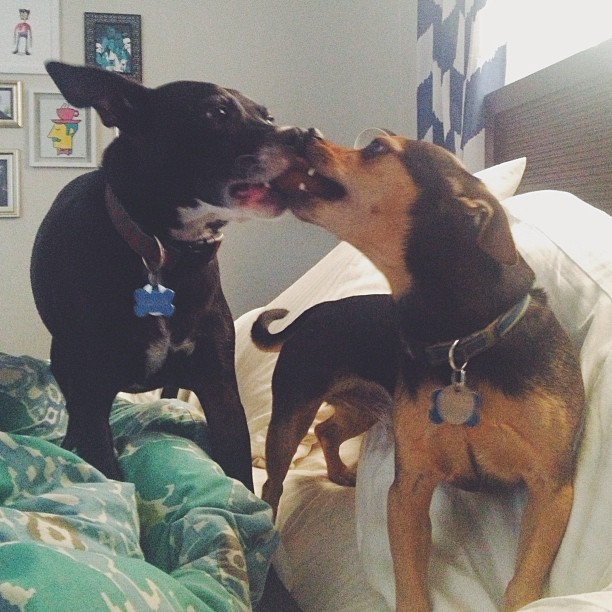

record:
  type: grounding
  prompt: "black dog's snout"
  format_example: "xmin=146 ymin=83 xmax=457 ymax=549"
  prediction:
xmin=307 ymin=127 xmax=324 ymax=140
xmin=276 ymin=126 xmax=324 ymax=154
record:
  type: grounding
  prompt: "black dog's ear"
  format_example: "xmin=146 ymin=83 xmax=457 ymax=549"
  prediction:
xmin=45 ymin=61 xmax=149 ymax=132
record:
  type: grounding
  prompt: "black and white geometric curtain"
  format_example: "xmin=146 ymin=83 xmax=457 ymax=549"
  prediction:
xmin=417 ymin=0 xmax=507 ymax=171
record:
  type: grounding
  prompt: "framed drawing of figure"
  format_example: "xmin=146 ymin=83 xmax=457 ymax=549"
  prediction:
xmin=0 ymin=1 xmax=60 ymax=74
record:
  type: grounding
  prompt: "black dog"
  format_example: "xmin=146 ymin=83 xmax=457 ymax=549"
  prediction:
xmin=251 ymin=294 xmax=398 ymax=511
xmin=31 ymin=62 xmax=305 ymax=488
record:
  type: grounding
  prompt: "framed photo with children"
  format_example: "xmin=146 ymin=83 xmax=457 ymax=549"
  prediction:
xmin=84 ymin=12 xmax=142 ymax=82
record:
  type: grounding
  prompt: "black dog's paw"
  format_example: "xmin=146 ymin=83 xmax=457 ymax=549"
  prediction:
xmin=62 ymin=433 xmax=123 ymax=481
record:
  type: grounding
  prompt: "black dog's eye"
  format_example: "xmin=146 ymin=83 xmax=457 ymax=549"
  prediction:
xmin=362 ymin=138 xmax=390 ymax=160
xmin=205 ymin=106 xmax=229 ymax=121
xmin=265 ymin=114 xmax=275 ymax=124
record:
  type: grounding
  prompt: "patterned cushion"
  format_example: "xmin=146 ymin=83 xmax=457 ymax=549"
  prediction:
xmin=0 ymin=432 xmax=205 ymax=611
xmin=0 ymin=353 xmax=278 ymax=610
xmin=0 ymin=353 xmax=66 ymax=442
xmin=111 ymin=398 xmax=278 ymax=607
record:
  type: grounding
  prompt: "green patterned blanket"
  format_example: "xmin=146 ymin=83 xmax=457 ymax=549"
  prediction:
xmin=0 ymin=352 xmax=277 ymax=611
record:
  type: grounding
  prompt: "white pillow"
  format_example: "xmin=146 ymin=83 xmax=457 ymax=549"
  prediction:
xmin=234 ymin=158 xmax=526 ymax=463
xmin=473 ymin=157 xmax=526 ymax=201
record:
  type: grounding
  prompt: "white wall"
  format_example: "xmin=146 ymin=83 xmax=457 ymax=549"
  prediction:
xmin=0 ymin=0 xmax=417 ymax=359
xmin=504 ymin=0 xmax=612 ymax=84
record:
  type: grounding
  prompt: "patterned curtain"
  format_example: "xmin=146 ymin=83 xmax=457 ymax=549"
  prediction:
xmin=417 ymin=0 xmax=507 ymax=171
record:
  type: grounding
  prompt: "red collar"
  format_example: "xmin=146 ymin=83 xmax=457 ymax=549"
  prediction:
xmin=104 ymin=184 xmax=222 ymax=276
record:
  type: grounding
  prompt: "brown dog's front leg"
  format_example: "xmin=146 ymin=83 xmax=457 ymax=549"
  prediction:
xmin=504 ymin=479 xmax=574 ymax=611
xmin=388 ymin=462 xmax=437 ymax=612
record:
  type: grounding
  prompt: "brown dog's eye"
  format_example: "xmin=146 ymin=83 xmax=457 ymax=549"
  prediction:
xmin=362 ymin=138 xmax=390 ymax=160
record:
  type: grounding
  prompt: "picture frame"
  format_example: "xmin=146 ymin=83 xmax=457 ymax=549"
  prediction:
xmin=0 ymin=80 xmax=23 ymax=128
xmin=29 ymin=90 xmax=97 ymax=168
xmin=84 ymin=13 xmax=142 ymax=82
xmin=0 ymin=0 xmax=60 ymax=74
xmin=0 ymin=149 xmax=20 ymax=218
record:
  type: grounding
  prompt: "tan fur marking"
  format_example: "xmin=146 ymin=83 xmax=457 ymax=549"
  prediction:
xmin=294 ymin=138 xmax=419 ymax=296
xmin=393 ymin=381 xmax=577 ymax=486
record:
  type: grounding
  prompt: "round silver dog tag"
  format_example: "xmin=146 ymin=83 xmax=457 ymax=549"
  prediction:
xmin=430 ymin=367 xmax=481 ymax=427
xmin=435 ymin=384 xmax=481 ymax=425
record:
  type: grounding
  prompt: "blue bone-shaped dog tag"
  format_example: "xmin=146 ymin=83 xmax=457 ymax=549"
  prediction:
xmin=134 ymin=283 xmax=175 ymax=317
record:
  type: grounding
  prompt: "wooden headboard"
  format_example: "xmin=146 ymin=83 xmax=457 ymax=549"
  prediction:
xmin=485 ymin=39 xmax=612 ymax=215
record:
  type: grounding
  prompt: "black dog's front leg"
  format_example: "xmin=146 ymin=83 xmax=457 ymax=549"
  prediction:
xmin=62 ymin=400 xmax=121 ymax=480
xmin=51 ymin=339 xmax=122 ymax=480
xmin=187 ymin=337 xmax=254 ymax=492
xmin=201 ymin=379 xmax=254 ymax=492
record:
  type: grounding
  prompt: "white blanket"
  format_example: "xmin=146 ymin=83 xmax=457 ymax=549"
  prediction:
xmin=356 ymin=191 xmax=612 ymax=610
xmin=234 ymin=187 xmax=612 ymax=610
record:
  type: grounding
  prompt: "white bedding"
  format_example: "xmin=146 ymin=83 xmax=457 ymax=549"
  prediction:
xmin=232 ymin=180 xmax=612 ymax=609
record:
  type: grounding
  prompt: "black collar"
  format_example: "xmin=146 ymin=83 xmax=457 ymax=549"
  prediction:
xmin=407 ymin=293 xmax=532 ymax=367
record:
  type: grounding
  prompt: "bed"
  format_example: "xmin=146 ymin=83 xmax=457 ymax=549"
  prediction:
xmin=484 ymin=37 xmax=612 ymax=215
xmin=2 ymin=40 xmax=612 ymax=611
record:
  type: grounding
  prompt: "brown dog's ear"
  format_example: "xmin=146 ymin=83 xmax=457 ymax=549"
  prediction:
xmin=45 ymin=61 xmax=149 ymax=132
xmin=457 ymin=193 xmax=518 ymax=266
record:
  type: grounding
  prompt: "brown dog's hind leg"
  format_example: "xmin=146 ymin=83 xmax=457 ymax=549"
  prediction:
xmin=504 ymin=479 xmax=574 ymax=611
xmin=316 ymin=378 xmax=391 ymax=486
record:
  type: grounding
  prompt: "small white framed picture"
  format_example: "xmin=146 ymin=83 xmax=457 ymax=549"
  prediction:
xmin=0 ymin=80 xmax=23 ymax=127
xmin=0 ymin=149 xmax=21 ymax=218
xmin=0 ymin=1 xmax=60 ymax=74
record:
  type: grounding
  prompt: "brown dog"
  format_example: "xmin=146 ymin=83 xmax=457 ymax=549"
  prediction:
xmin=253 ymin=133 xmax=585 ymax=611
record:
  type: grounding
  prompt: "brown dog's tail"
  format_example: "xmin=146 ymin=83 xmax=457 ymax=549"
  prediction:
xmin=251 ymin=308 xmax=292 ymax=351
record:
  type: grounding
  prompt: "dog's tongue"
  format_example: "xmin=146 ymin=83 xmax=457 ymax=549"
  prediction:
xmin=230 ymin=182 xmax=286 ymax=216
xmin=232 ymin=183 xmax=269 ymax=204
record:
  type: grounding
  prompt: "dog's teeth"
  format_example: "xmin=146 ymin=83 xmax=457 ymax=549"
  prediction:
xmin=307 ymin=167 xmax=316 ymax=176
xmin=298 ymin=182 xmax=307 ymax=191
